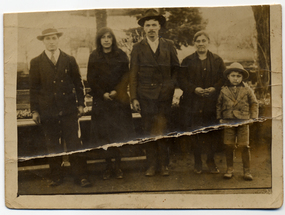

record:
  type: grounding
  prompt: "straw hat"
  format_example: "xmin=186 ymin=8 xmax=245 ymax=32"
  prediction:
xmin=37 ymin=27 xmax=63 ymax=41
xmin=224 ymin=62 xmax=249 ymax=80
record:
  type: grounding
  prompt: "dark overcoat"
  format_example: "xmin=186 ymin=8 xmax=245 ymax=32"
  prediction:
xmin=178 ymin=51 xmax=226 ymax=129
xmin=129 ymin=38 xmax=180 ymax=102
xmin=30 ymin=50 xmax=85 ymax=120
xmin=87 ymin=48 xmax=135 ymax=147
xmin=29 ymin=50 xmax=85 ymax=152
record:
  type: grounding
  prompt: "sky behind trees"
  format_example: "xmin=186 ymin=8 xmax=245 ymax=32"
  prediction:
xmin=16 ymin=6 xmax=256 ymax=70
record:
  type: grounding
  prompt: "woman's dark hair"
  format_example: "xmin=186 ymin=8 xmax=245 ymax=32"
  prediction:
xmin=95 ymin=27 xmax=118 ymax=54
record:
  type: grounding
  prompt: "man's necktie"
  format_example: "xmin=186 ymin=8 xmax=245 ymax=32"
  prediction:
xmin=51 ymin=52 xmax=56 ymax=65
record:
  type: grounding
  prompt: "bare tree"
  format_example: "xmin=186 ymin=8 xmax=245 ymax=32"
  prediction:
xmin=211 ymin=31 xmax=227 ymax=54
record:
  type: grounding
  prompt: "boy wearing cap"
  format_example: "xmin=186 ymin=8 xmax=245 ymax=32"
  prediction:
xmin=216 ymin=62 xmax=258 ymax=180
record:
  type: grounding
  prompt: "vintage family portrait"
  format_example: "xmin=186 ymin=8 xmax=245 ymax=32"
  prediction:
xmin=3 ymin=3 xmax=283 ymax=209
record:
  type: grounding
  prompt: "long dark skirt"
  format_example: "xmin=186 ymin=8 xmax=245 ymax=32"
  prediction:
xmin=90 ymin=99 xmax=135 ymax=148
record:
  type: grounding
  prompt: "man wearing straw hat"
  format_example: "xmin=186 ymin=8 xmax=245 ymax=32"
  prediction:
xmin=130 ymin=9 xmax=180 ymax=176
xmin=29 ymin=26 xmax=91 ymax=187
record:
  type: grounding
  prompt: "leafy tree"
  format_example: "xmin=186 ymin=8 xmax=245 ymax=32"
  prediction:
xmin=161 ymin=8 xmax=207 ymax=49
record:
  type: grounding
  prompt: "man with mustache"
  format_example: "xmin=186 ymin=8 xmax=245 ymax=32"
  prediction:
xmin=130 ymin=9 xmax=180 ymax=176
xmin=178 ymin=31 xmax=226 ymax=174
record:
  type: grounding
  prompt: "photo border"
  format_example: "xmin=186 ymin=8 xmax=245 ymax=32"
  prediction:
xmin=3 ymin=3 xmax=283 ymax=209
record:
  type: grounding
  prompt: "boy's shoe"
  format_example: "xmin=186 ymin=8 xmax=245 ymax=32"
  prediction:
xmin=223 ymin=167 xmax=234 ymax=179
xmin=115 ymin=168 xmax=123 ymax=179
xmin=209 ymin=166 xmax=220 ymax=174
xmin=48 ymin=178 xmax=63 ymax=187
xmin=194 ymin=168 xmax=202 ymax=174
xmin=243 ymin=168 xmax=253 ymax=181
xmin=80 ymin=178 xmax=92 ymax=187
xmin=103 ymin=169 xmax=112 ymax=180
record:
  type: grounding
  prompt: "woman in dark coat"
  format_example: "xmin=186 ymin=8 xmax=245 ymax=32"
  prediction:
xmin=178 ymin=31 xmax=226 ymax=174
xmin=87 ymin=27 xmax=135 ymax=180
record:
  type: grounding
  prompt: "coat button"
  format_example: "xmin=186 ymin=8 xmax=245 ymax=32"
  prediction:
xmin=61 ymin=80 xmax=63 ymax=82
xmin=63 ymin=93 xmax=65 ymax=95
xmin=151 ymin=84 xmax=154 ymax=86
xmin=54 ymin=93 xmax=56 ymax=95
xmin=53 ymin=81 xmax=56 ymax=83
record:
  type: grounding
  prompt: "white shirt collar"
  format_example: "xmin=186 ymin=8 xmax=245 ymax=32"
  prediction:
xmin=147 ymin=37 xmax=159 ymax=53
xmin=45 ymin=49 xmax=60 ymax=62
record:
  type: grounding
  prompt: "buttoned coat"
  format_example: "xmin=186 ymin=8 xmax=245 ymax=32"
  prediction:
xmin=178 ymin=51 xmax=226 ymax=128
xmin=129 ymin=38 xmax=180 ymax=101
xmin=30 ymin=50 xmax=84 ymax=120
xmin=216 ymin=84 xmax=258 ymax=120
xmin=87 ymin=48 xmax=135 ymax=147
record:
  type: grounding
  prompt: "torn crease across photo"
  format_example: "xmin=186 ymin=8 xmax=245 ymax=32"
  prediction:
xmin=17 ymin=117 xmax=268 ymax=162
xmin=4 ymin=4 xmax=283 ymax=209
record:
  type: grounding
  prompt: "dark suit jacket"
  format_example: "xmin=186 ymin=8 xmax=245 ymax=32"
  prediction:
xmin=29 ymin=50 xmax=84 ymax=120
xmin=129 ymin=38 xmax=180 ymax=101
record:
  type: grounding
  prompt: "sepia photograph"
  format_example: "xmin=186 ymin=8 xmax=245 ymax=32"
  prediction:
xmin=3 ymin=1 xmax=283 ymax=209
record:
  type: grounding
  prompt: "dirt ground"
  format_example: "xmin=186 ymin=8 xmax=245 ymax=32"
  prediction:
xmin=18 ymin=142 xmax=271 ymax=195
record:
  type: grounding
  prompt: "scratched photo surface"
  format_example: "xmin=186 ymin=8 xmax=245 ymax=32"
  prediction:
xmin=4 ymin=4 xmax=282 ymax=209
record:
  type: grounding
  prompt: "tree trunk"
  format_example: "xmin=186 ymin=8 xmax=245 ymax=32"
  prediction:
xmin=251 ymin=5 xmax=270 ymax=102
xmin=251 ymin=5 xmax=271 ymax=146
xmin=95 ymin=9 xmax=107 ymax=32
